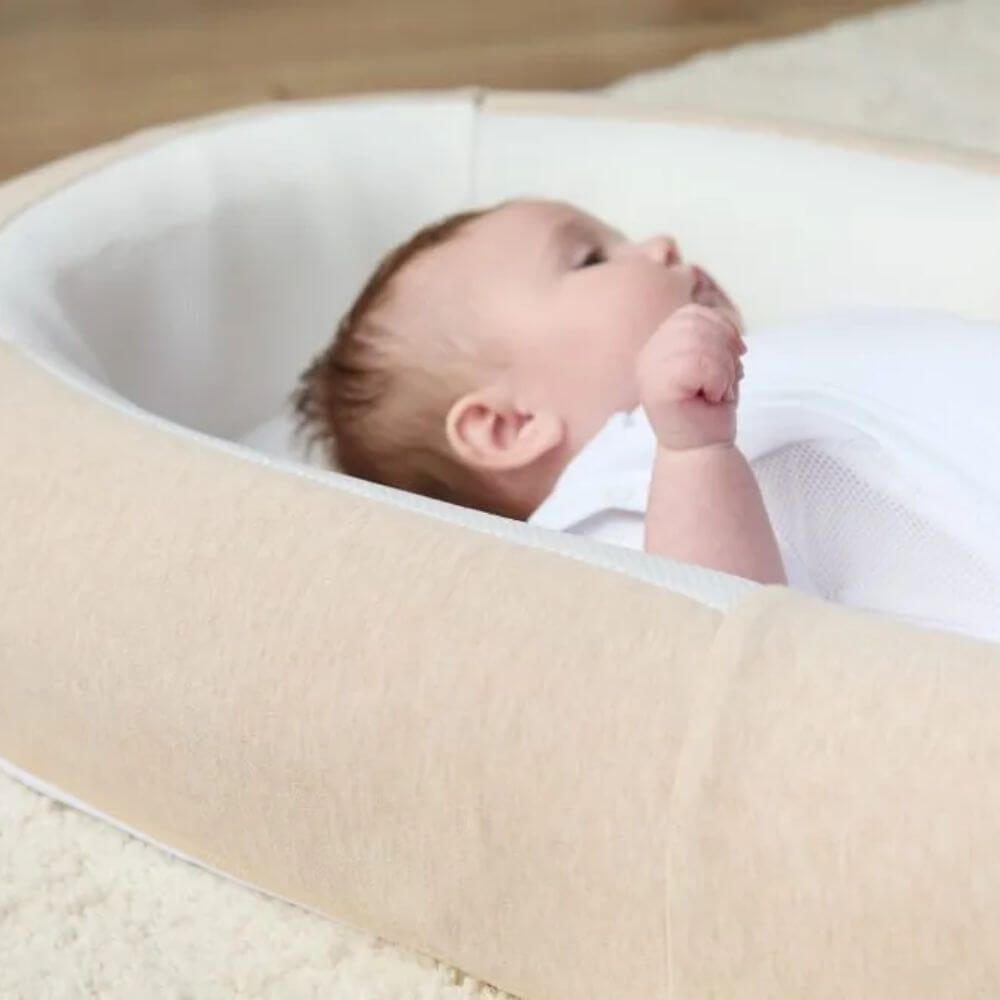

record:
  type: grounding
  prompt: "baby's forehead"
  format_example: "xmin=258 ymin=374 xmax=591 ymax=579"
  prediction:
xmin=382 ymin=199 xmax=612 ymax=336
xmin=401 ymin=199 xmax=604 ymax=284
xmin=480 ymin=198 xmax=609 ymax=242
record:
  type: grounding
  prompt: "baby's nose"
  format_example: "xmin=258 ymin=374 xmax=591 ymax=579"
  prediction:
xmin=641 ymin=235 xmax=682 ymax=267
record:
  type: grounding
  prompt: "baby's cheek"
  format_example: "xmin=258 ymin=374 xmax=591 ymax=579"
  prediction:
xmin=632 ymin=280 xmax=683 ymax=335
xmin=625 ymin=300 xmax=668 ymax=353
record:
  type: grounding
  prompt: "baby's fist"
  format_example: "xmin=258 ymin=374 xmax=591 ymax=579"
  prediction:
xmin=636 ymin=303 xmax=746 ymax=451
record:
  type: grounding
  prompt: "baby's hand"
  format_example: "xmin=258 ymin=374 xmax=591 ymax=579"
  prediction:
xmin=637 ymin=303 xmax=746 ymax=451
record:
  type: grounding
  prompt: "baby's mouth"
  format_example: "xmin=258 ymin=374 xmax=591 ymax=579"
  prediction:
xmin=690 ymin=265 xmax=734 ymax=311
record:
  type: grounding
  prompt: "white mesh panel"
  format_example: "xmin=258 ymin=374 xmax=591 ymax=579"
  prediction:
xmin=755 ymin=438 xmax=1000 ymax=641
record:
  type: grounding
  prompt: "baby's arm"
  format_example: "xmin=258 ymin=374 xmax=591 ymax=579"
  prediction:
xmin=637 ymin=304 xmax=786 ymax=585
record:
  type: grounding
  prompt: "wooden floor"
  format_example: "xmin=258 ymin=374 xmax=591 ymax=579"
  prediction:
xmin=1 ymin=0 xmax=903 ymax=180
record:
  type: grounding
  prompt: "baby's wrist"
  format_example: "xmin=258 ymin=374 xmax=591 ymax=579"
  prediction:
xmin=653 ymin=440 xmax=741 ymax=463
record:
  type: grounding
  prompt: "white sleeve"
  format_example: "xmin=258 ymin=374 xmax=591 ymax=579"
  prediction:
xmin=529 ymin=410 xmax=655 ymax=551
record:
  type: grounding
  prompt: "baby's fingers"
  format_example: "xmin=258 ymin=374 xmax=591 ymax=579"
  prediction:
xmin=688 ymin=308 xmax=747 ymax=357
xmin=697 ymin=348 xmax=737 ymax=404
xmin=722 ymin=358 xmax=745 ymax=404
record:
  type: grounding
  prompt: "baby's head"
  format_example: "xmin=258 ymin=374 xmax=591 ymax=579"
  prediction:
xmin=294 ymin=198 xmax=729 ymax=518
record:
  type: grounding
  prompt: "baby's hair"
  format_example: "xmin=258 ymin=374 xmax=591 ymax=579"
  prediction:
xmin=293 ymin=206 xmax=526 ymax=520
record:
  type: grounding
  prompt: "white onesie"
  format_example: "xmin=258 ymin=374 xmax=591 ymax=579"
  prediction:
xmin=530 ymin=309 xmax=1000 ymax=643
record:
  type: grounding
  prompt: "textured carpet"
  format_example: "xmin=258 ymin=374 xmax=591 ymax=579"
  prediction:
xmin=0 ymin=775 xmax=510 ymax=1000
xmin=611 ymin=0 xmax=1000 ymax=156
xmin=3 ymin=1 xmax=997 ymax=996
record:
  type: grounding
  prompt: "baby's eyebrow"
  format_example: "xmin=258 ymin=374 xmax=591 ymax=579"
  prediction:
xmin=544 ymin=217 xmax=600 ymax=259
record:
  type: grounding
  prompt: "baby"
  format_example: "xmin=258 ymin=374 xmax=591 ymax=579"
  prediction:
xmin=292 ymin=198 xmax=1000 ymax=639
xmin=293 ymin=198 xmax=786 ymax=585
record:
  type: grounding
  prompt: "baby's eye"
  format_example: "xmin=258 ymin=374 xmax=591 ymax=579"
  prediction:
xmin=575 ymin=247 xmax=607 ymax=269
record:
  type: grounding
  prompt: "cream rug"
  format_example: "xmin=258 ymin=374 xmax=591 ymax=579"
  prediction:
xmin=3 ymin=1 xmax=997 ymax=996
xmin=611 ymin=0 xmax=1000 ymax=156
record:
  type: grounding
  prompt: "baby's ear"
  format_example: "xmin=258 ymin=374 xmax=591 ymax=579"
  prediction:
xmin=445 ymin=387 xmax=563 ymax=472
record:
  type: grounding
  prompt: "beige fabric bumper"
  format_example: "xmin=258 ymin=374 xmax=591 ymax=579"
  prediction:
xmin=4 ymin=339 xmax=1000 ymax=998
xmin=3 ymin=99 xmax=1000 ymax=999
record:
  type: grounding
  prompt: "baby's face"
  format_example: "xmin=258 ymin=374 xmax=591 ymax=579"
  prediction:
xmin=409 ymin=198 xmax=735 ymax=456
